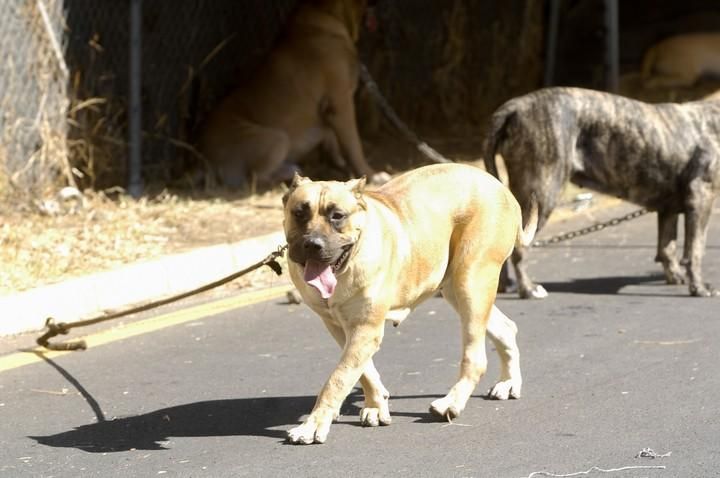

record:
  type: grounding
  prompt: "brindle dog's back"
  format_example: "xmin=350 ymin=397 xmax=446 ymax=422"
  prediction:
xmin=490 ymin=87 xmax=720 ymax=215
xmin=484 ymin=86 xmax=720 ymax=298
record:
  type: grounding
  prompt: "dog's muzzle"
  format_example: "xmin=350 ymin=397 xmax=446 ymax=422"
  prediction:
xmin=291 ymin=235 xmax=354 ymax=299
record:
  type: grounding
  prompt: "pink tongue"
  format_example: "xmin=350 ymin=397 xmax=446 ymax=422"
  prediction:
xmin=304 ymin=260 xmax=337 ymax=299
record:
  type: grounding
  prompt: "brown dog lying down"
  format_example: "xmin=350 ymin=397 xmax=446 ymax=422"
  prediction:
xmin=200 ymin=0 xmax=388 ymax=189
xmin=642 ymin=32 xmax=720 ymax=88
xmin=484 ymin=87 xmax=720 ymax=299
xmin=282 ymin=163 xmax=537 ymax=444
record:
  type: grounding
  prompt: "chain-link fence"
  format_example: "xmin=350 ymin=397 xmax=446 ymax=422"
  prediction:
xmin=5 ymin=0 xmax=720 ymax=199
xmin=1 ymin=0 xmax=301 ymax=196
xmin=1 ymin=0 xmax=543 ymax=196
xmin=0 ymin=0 xmax=70 ymax=200
xmin=64 ymin=0 xmax=300 ymax=189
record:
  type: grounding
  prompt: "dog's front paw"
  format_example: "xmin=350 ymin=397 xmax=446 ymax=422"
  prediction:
xmin=488 ymin=378 xmax=522 ymax=400
xmin=360 ymin=406 xmax=392 ymax=427
xmin=429 ymin=395 xmax=465 ymax=420
xmin=287 ymin=415 xmax=333 ymax=445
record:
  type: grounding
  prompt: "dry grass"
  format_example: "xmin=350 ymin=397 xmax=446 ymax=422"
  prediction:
xmin=0 ymin=188 xmax=286 ymax=294
xmin=0 ymin=0 xmax=70 ymax=201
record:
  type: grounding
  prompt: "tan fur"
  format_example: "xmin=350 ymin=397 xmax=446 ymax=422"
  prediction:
xmin=702 ymin=88 xmax=720 ymax=100
xmin=642 ymin=32 xmax=720 ymax=88
xmin=282 ymin=163 xmax=532 ymax=444
xmin=200 ymin=0 xmax=386 ymax=189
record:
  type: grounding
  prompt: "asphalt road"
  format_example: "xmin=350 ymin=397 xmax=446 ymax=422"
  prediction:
xmin=1 ymin=204 xmax=719 ymax=478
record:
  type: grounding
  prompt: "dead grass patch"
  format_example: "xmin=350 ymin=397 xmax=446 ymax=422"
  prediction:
xmin=0 ymin=188 xmax=286 ymax=294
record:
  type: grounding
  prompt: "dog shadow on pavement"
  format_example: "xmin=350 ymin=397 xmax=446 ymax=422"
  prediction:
xmin=539 ymin=273 xmax=679 ymax=296
xmin=30 ymin=395 xmax=323 ymax=452
xmin=30 ymin=390 xmax=471 ymax=451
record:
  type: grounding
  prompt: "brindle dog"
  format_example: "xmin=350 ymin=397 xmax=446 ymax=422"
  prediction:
xmin=484 ymin=86 xmax=720 ymax=299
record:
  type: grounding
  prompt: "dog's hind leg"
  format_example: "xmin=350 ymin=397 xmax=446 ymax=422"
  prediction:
xmin=432 ymin=263 xmax=500 ymax=420
xmin=211 ymin=123 xmax=290 ymax=190
xmin=511 ymin=199 xmax=550 ymax=299
xmin=485 ymin=305 xmax=522 ymax=400
xmin=655 ymin=209 xmax=686 ymax=284
xmin=321 ymin=129 xmax=347 ymax=169
xmin=682 ymin=178 xmax=718 ymax=297
xmin=246 ymin=128 xmax=292 ymax=186
xmin=497 ymin=261 xmax=516 ymax=293
xmin=322 ymin=91 xmax=389 ymax=184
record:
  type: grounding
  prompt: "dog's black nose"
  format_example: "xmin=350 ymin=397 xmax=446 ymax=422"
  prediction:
xmin=303 ymin=236 xmax=325 ymax=253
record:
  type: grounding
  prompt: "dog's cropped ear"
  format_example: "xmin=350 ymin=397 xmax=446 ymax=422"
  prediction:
xmin=347 ymin=176 xmax=366 ymax=197
xmin=347 ymin=176 xmax=367 ymax=209
xmin=283 ymin=173 xmax=311 ymax=206
xmin=290 ymin=172 xmax=311 ymax=189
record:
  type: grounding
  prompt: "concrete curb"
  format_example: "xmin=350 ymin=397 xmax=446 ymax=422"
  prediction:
xmin=0 ymin=231 xmax=287 ymax=336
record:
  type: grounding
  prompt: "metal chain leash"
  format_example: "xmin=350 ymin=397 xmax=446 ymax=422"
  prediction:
xmin=532 ymin=207 xmax=649 ymax=248
xmin=359 ymin=63 xmax=452 ymax=164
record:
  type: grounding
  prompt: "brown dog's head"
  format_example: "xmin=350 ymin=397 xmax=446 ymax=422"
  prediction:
xmin=282 ymin=173 xmax=367 ymax=299
xmin=305 ymin=0 xmax=369 ymax=42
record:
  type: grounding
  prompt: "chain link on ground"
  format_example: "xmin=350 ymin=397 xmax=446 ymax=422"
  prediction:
xmin=532 ymin=208 xmax=649 ymax=248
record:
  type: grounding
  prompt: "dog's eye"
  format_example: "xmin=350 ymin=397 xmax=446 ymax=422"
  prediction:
xmin=330 ymin=211 xmax=346 ymax=222
xmin=292 ymin=202 xmax=310 ymax=222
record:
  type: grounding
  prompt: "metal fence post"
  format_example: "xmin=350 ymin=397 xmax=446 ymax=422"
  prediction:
xmin=128 ymin=0 xmax=143 ymax=197
xmin=605 ymin=0 xmax=619 ymax=92
xmin=544 ymin=0 xmax=560 ymax=87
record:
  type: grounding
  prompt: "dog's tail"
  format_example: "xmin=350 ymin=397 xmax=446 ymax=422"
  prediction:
xmin=516 ymin=198 xmax=538 ymax=248
xmin=483 ymin=106 xmax=516 ymax=183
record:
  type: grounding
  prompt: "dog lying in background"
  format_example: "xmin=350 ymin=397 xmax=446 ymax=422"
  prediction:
xmin=703 ymin=88 xmax=720 ymax=101
xmin=200 ymin=0 xmax=388 ymax=190
xmin=484 ymin=87 xmax=720 ymax=299
xmin=282 ymin=163 xmax=535 ymax=444
xmin=642 ymin=32 xmax=720 ymax=88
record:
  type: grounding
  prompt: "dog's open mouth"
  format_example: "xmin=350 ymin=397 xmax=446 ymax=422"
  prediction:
xmin=303 ymin=244 xmax=353 ymax=299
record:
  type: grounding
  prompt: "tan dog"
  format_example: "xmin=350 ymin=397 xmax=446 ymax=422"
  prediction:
xmin=282 ymin=163 xmax=537 ymax=444
xmin=200 ymin=0 xmax=388 ymax=189
xmin=642 ymin=32 xmax=720 ymax=88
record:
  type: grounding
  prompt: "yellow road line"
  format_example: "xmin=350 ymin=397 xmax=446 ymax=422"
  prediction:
xmin=0 ymin=284 xmax=293 ymax=373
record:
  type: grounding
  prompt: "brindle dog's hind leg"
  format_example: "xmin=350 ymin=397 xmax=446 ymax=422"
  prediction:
xmin=512 ymin=196 xmax=551 ymax=299
xmin=655 ymin=209 xmax=687 ymax=284
xmin=682 ymin=177 xmax=718 ymax=297
xmin=497 ymin=261 xmax=516 ymax=293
